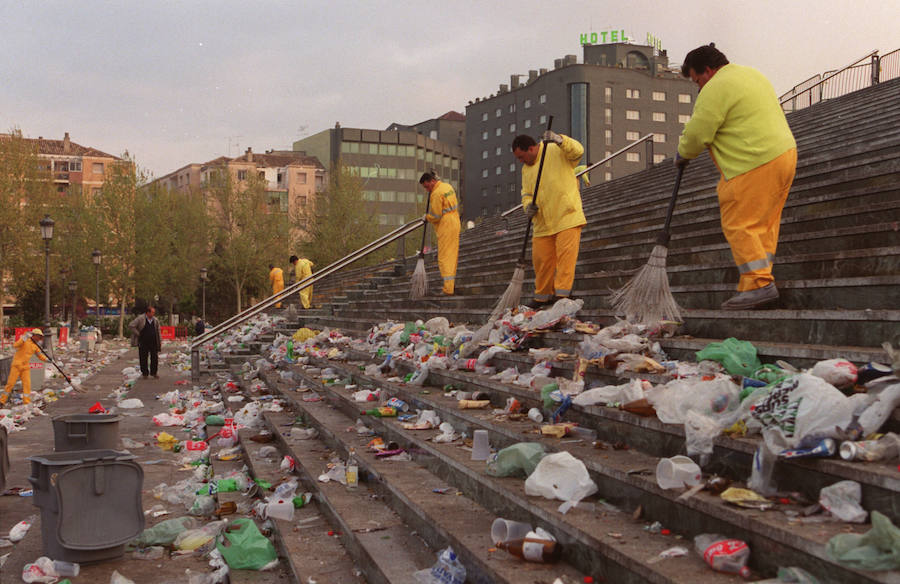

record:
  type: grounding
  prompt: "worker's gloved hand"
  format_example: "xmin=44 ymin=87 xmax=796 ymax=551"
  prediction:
xmin=421 ymin=214 xmax=428 ymax=223
xmin=541 ymin=130 xmax=563 ymax=145
xmin=674 ymin=153 xmax=690 ymax=169
xmin=23 ymin=332 xmax=31 ymax=340
xmin=526 ymin=203 xmax=539 ymax=219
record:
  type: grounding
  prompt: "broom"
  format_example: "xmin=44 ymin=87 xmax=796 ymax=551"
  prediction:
xmin=608 ymin=165 xmax=685 ymax=324
xmin=409 ymin=219 xmax=429 ymax=299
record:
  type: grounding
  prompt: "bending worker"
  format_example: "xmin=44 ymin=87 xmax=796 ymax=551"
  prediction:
xmin=512 ymin=131 xmax=586 ymax=307
xmin=419 ymin=171 xmax=460 ymax=296
xmin=269 ymin=263 xmax=284 ymax=308
xmin=1 ymin=329 xmax=48 ymax=406
xmin=676 ymin=43 xmax=797 ymax=310
xmin=289 ymin=255 xmax=314 ymax=309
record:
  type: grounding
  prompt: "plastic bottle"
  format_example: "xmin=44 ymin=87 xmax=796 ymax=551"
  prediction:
xmin=694 ymin=534 xmax=751 ymax=579
xmin=360 ymin=407 xmax=397 ymax=417
xmin=9 ymin=515 xmax=37 ymax=542
xmin=346 ymin=448 xmax=359 ymax=489
xmin=429 ymin=547 xmax=466 ymax=584
xmin=497 ymin=538 xmax=562 ymax=563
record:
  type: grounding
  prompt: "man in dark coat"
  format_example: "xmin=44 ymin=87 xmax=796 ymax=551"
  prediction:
xmin=129 ymin=306 xmax=162 ymax=378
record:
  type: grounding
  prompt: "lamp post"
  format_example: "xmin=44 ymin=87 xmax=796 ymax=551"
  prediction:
xmin=200 ymin=267 xmax=208 ymax=324
xmin=39 ymin=215 xmax=54 ymax=348
xmin=92 ymin=249 xmax=102 ymax=321
xmin=59 ymin=267 xmax=69 ymax=322
xmin=68 ymin=280 xmax=78 ymax=332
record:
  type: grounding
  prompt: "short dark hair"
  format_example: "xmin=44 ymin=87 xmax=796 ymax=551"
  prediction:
xmin=681 ymin=43 xmax=729 ymax=77
xmin=419 ymin=171 xmax=437 ymax=184
xmin=511 ymin=134 xmax=536 ymax=152
xmin=268 ymin=264 xmax=274 ymax=269
xmin=289 ymin=255 xmax=298 ymax=263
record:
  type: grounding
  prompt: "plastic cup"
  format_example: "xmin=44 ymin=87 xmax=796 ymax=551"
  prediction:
xmin=265 ymin=499 xmax=295 ymax=521
xmin=471 ymin=429 xmax=490 ymax=461
xmin=528 ymin=408 xmax=544 ymax=423
xmin=491 ymin=517 xmax=533 ymax=544
xmin=655 ymin=455 xmax=703 ymax=489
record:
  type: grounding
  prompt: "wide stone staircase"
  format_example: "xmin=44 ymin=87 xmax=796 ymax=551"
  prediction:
xmin=207 ymin=79 xmax=900 ymax=583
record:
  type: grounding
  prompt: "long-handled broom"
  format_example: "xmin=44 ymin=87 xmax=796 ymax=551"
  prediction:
xmin=608 ymin=165 xmax=685 ymax=324
xmin=409 ymin=219 xmax=429 ymax=299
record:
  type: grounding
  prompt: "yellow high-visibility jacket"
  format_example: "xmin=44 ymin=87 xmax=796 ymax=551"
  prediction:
xmin=425 ymin=181 xmax=459 ymax=226
xmin=677 ymin=64 xmax=796 ymax=180
xmin=521 ymin=136 xmax=586 ymax=238
xmin=11 ymin=336 xmax=47 ymax=368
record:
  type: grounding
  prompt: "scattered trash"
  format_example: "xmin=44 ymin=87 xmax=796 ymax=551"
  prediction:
xmin=413 ymin=546 xmax=466 ymax=584
xmin=694 ymin=533 xmax=751 ymax=579
xmin=819 ymin=481 xmax=868 ymax=523
xmin=826 ymin=511 xmax=900 ymax=571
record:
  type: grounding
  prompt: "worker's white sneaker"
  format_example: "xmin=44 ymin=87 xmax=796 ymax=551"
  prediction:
xmin=721 ymin=283 xmax=779 ymax=310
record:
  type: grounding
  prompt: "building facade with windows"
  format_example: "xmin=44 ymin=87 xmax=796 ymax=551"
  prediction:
xmin=293 ymin=123 xmax=463 ymax=229
xmin=463 ymin=42 xmax=697 ymax=219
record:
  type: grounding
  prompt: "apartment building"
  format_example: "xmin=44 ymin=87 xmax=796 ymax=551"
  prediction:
xmin=7 ymin=132 xmax=123 ymax=196
xmin=464 ymin=41 xmax=697 ymax=219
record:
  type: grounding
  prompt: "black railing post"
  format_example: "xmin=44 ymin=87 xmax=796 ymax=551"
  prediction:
xmin=872 ymin=54 xmax=880 ymax=85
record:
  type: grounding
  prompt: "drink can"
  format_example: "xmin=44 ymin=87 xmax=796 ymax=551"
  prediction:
xmin=385 ymin=397 xmax=409 ymax=412
xmin=779 ymin=438 xmax=836 ymax=459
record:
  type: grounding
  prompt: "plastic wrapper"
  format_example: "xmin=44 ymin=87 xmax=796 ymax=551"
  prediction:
xmin=647 ymin=378 xmax=742 ymax=456
xmin=810 ymin=359 xmax=858 ymax=389
xmin=695 ymin=338 xmax=763 ymax=377
xmin=174 ymin=520 xmax=227 ymax=551
xmin=820 ymin=480 xmax=868 ymax=523
xmin=573 ymin=380 xmax=642 ymax=407
xmin=486 ymin=442 xmax=546 ymax=478
xmin=131 ymin=516 xmax=199 ymax=547
xmin=826 ymin=510 xmax=900 ymax=571
xmin=523 ymin=298 xmax=583 ymax=331
xmin=524 ymin=451 xmax=597 ymax=514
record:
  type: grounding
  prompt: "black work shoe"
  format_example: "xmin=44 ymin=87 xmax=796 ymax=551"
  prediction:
xmin=529 ymin=298 xmax=555 ymax=310
xmin=721 ymin=283 xmax=779 ymax=310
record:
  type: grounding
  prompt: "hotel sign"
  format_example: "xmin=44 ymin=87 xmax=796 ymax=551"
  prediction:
xmin=579 ymin=30 xmax=628 ymax=45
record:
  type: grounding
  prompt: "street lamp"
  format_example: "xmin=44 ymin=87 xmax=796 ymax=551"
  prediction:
xmin=199 ymin=267 xmax=208 ymax=324
xmin=59 ymin=267 xmax=69 ymax=322
xmin=68 ymin=280 xmax=78 ymax=331
xmin=39 ymin=215 xmax=54 ymax=346
xmin=92 ymin=249 xmax=102 ymax=321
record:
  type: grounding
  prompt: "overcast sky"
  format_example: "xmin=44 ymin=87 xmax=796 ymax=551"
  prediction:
xmin=1 ymin=0 xmax=896 ymax=178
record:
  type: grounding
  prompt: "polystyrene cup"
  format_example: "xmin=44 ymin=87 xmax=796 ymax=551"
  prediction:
xmin=265 ymin=499 xmax=295 ymax=521
xmin=491 ymin=518 xmax=533 ymax=544
xmin=471 ymin=429 xmax=490 ymax=461
xmin=656 ymin=455 xmax=703 ymax=489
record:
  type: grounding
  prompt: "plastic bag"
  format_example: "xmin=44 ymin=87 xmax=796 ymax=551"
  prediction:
xmin=110 ymin=571 xmax=136 ymax=584
xmin=174 ymin=520 xmax=227 ymax=551
xmin=820 ymin=481 xmax=868 ymax=523
xmin=810 ymin=359 xmax=858 ymax=389
xmin=131 ymin=516 xmax=199 ymax=547
xmin=216 ymin=518 xmax=278 ymax=570
xmin=413 ymin=546 xmax=466 ymax=584
xmin=524 ymin=451 xmax=598 ymax=513
xmin=573 ymin=380 xmax=642 ymax=407
xmin=696 ymin=338 xmax=762 ymax=377
xmin=524 ymin=298 xmax=583 ymax=330
xmin=486 ymin=442 xmax=546 ymax=478
xmin=827 ymin=511 xmax=900 ymax=571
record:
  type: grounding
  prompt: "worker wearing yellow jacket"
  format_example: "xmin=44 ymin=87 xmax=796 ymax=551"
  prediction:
xmin=677 ymin=43 xmax=797 ymax=310
xmin=420 ymin=171 xmax=461 ymax=295
xmin=512 ymin=132 xmax=586 ymax=305
xmin=290 ymin=255 xmax=314 ymax=309
xmin=269 ymin=264 xmax=285 ymax=308
xmin=1 ymin=329 xmax=47 ymax=406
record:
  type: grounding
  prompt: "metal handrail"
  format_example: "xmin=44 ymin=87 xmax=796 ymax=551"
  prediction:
xmin=190 ymin=218 xmax=425 ymax=356
xmin=779 ymin=50 xmax=878 ymax=110
xmin=500 ymin=133 xmax=655 ymax=217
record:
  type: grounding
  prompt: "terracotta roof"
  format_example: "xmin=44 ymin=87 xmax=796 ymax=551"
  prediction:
xmin=231 ymin=151 xmax=324 ymax=170
xmin=438 ymin=111 xmax=466 ymax=122
xmin=28 ymin=135 xmax=119 ymax=159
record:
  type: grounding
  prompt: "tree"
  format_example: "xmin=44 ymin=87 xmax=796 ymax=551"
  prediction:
xmin=0 ymin=129 xmax=55 ymax=330
xmin=295 ymin=161 xmax=385 ymax=268
xmin=208 ymin=168 xmax=291 ymax=313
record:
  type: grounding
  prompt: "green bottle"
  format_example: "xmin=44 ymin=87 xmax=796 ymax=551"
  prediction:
xmin=360 ymin=407 xmax=398 ymax=417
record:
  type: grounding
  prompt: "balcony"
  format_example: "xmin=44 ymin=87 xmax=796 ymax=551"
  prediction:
xmin=54 ymin=172 xmax=70 ymax=182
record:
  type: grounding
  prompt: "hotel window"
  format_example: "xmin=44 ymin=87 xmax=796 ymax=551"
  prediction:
xmin=524 ymin=98 xmax=532 ymax=109
xmin=496 ymin=166 xmax=502 ymax=175
xmin=652 ymin=91 xmax=666 ymax=101
xmin=626 ymin=88 xmax=640 ymax=99
xmin=508 ymin=103 xmax=516 ymax=113
xmin=509 ymin=163 xmax=516 ymax=172
xmin=653 ymin=133 xmax=666 ymax=143
xmin=678 ymin=114 xmax=691 ymax=124
xmin=626 ymin=110 xmax=640 ymax=120
xmin=509 ymin=123 xmax=516 ymax=133
xmin=481 ymin=188 xmax=487 ymax=197
xmin=654 ymin=154 xmax=666 ymax=164
xmin=678 ymin=93 xmax=692 ymax=103
xmin=626 ymin=152 xmax=641 ymax=162
xmin=653 ymin=112 xmax=666 ymax=122
xmin=482 ymin=150 xmax=488 ymax=159
xmin=509 ymin=183 xmax=517 ymax=192
xmin=604 ymin=172 xmax=612 ymax=181
xmin=495 ymin=127 xmax=502 ymax=136
xmin=539 ymin=94 xmax=547 ymax=104
xmin=482 ymin=131 xmax=488 ymax=140
xmin=482 ymin=112 xmax=488 ymax=121
xmin=604 ymin=87 xmax=612 ymax=103
xmin=495 ymin=146 xmax=502 ymax=156
xmin=626 ymin=131 xmax=640 ymax=141
xmin=539 ymin=114 xmax=547 ymax=124
xmin=495 ymin=185 xmax=502 ymax=194
xmin=605 ymin=151 xmax=612 ymax=167
xmin=496 ymin=108 xmax=502 ymax=117
xmin=524 ymin=119 xmax=531 ymax=129
xmin=569 ymin=82 xmax=587 ymax=156
xmin=605 ymin=108 xmax=612 ymax=124
xmin=482 ymin=169 xmax=488 ymax=178
xmin=605 ymin=129 xmax=612 ymax=146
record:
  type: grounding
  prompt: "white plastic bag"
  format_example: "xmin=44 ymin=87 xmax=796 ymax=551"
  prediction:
xmin=524 ymin=451 xmax=597 ymax=514
xmin=810 ymin=359 xmax=858 ymax=389
xmin=820 ymin=480 xmax=868 ymax=523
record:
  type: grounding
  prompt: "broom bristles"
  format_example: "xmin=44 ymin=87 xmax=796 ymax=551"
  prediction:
xmin=490 ymin=263 xmax=525 ymax=321
xmin=608 ymin=244 xmax=682 ymax=324
xmin=409 ymin=257 xmax=428 ymax=300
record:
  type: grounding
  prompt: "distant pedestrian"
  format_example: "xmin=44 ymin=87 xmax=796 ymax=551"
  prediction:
xmin=129 ymin=306 xmax=162 ymax=378
xmin=289 ymin=255 xmax=315 ymax=309
xmin=194 ymin=318 xmax=205 ymax=336
xmin=676 ymin=43 xmax=797 ymax=310
xmin=420 ymin=171 xmax=461 ymax=296
xmin=0 ymin=329 xmax=47 ymax=406
xmin=269 ymin=264 xmax=285 ymax=308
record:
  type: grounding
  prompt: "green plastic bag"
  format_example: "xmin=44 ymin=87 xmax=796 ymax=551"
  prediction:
xmin=130 ymin=516 xmax=197 ymax=548
xmin=486 ymin=442 xmax=546 ymax=478
xmin=205 ymin=415 xmax=226 ymax=426
xmin=696 ymin=338 xmax=762 ymax=377
xmin=827 ymin=511 xmax=900 ymax=571
xmin=216 ymin=518 xmax=277 ymax=570
xmin=541 ymin=383 xmax=559 ymax=410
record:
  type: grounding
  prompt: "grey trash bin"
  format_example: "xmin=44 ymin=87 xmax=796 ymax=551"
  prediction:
xmin=27 ymin=449 xmax=144 ymax=562
xmin=0 ymin=426 xmax=8 ymax=494
xmin=52 ymin=413 xmax=121 ymax=451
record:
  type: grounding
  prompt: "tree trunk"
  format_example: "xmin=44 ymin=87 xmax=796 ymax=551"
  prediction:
xmin=118 ymin=297 xmax=126 ymax=339
xmin=235 ymin=281 xmax=242 ymax=313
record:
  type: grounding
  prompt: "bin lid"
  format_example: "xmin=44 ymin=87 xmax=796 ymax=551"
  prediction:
xmin=55 ymin=459 xmax=144 ymax=549
xmin=27 ymin=449 xmax=133 ymax=467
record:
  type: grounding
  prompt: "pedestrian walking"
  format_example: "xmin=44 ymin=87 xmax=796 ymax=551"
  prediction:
xmin=129 ymin=306 xmax=162 ymax=378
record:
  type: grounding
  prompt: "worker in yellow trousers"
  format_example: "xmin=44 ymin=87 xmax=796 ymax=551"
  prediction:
xmin=512 ymin=131 xmax=586 ymax=306
xmin=676 ymin=43 xmax=797 ymax=310
xmin=290 ymin=255 xmax=314 ymax=308
xmin=269 ymin=264 xmax=284 ymax=308
xmin=420 ymin=171 xmax=460 ymax=295
xmin=1 ymin=329 xmax=47 ymax=406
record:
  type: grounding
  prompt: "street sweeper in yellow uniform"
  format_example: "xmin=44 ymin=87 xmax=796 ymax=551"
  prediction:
xmin=420 ymin=171 xmax=460 ymax=296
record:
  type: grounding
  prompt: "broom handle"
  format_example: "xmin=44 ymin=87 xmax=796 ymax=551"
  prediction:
xmin=657 ymin=165 xmax=685 ymax=247
xmin=518 ymin=115 xmax=554 ymax=261
xmin=418 ymin=220 xmax=428 ymax=255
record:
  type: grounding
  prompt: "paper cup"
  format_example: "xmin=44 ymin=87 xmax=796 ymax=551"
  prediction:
xmin=656 ymin=455 xmax=702 ymax=490
xmin=491 ymin=518 xmax=533 ymax=543
xmin=265 ymin=499 xmax=295 ymax=521
xmin=471 ymin=429 xmax=490 ymax=461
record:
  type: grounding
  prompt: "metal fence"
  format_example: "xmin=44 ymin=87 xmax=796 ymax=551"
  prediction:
xmin=780 ymin=49 xmax=898 ymax=113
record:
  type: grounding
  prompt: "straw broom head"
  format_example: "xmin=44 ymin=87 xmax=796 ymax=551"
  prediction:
xmin=608 ymin=244 xmax=681 ymax=324
xmin=409 ymin=255 xmax=428 ymax=300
